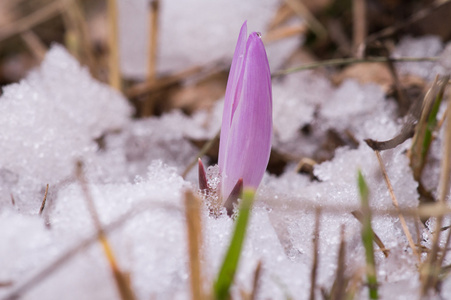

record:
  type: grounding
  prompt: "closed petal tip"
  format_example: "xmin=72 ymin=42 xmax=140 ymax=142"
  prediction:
xmin=218 ymin=21 xmax=248 ymax=173
xmin=221 ymin=31 xmax=272 ymax=201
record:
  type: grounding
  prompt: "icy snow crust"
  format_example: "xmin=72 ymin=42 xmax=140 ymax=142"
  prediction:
xmin=0 ymin=39 xmax=450 ymax=299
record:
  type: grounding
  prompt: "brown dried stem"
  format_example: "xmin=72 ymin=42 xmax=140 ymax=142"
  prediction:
xmin=309 ymin=208 xmax=320 ymax=300
xmin=185 ymin=191 xmax=206 ymax=300
xmin=352 ymin=0 xmax=366 ymax=58
xmin=0 ymin=0 xmax=64 ymax=43
xmin=351 ymin=210 xmax=390 ymax=258
xmin=148 ymin=0 xmax=160 ymax=81
xmin=107 ymin=0 xmax=121 ymax=90
xmin=250 ymin=261 xmax=262 ymax=300
xmin=330 ymin=225 xmax=347 ymax=300
xmin=39 ymin=184 xmax=49 ymax=215
xmin=272 ymin=56 xmax=439 ymax=77
xmin=20 ymin=30 xmax=47 ymax=61
xmin=366 ymin=0 xmax=451 ymax=44
xmin=375 ymin=151 xmax=420 ymax=262
xmin=284 ymin=0 xmax=327 ymax=39
xmin=421 ymin=96 xmax=451 ymax=295
xmin=75 ymin=161 xmax=136 ymax=300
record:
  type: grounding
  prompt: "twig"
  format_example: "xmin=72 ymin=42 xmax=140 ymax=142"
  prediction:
xmin=107 ymin=0 xmax=121 ymax=90
xmin=39 ymin=184 xmax=49 ymax=215
xmin=182 ymin=130 xmax=221 ymax=178
xmin=0 ymin=0 xmax=64 ymax=43
xmin=10 ymin=194 xmax=15 ymax=206
xmin=272 ymin=56 xmax=439 ymax=77
xmin=309 ymin=208 xmax=320 ymax=300
xmin=185 ymin=191 xmax=206 ymax=300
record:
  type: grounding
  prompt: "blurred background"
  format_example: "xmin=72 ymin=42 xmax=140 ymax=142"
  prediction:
xmin=1 ymin=0 xmax=450 ymax=117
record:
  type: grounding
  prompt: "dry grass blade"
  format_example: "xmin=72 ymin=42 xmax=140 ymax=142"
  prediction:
xmin=345 ymin=268 xmax=365 ymax=299
xmin=266 ymin=195 xmax=451 ymax=220
xmin=263 ymin=24 xmax=306 ymax=44
xmin=374 ymin=150 xmax=420 ymax=262
xmin=434 ymin=93 xmax=451 ymax=272
xmin=267 ymin=3 xmax=294 ymax=30
xmin=330 ymin=225 xmax=347 ymax=300
xmin=250 ymin=261 xmax=262 ymax=300
xmin=309 ymin=208 xmax=320 ymax=300
xmin=107 ymin=0 xmax=121 ymax=90
xmin=126 ymin=65 xmax=204 ymax=99
xmin=75 ymin=161 xmax=136 ymax=300
xmin=409 ymin=75 xmax=449 ymax=182
xmin=39 ymin=184 xmax=49 ymax=215
xmin=366 ymin=0 xmax=451 ymax=44
xmin=420 ymin=95 xmax=451 ymax=295
xmin=61 ymin=0 xmax=97 ymax=77
xmin=20 ymin=30 xmax=47 ymax=61
xmin=0 ymin=0 xmax=63 ymax=43
xmin=182 ymin=129 xmax=221 ymax=178
xmin=0 ymin=281 xmax=13 ymax=288
xmin=351 ymin=210 xmax=390 ymax=258
xmin=148 ymin=0 xmax=160 ymax=81
xmin=284 ymin=0 xmax=327 ymax=39
xmin=185 ymin=191 xmax=206 ymax=300
xmin=352 ymin=0 xmax=366 ymax=57
xmin=272 ymin=56 xmax=439 ymax=78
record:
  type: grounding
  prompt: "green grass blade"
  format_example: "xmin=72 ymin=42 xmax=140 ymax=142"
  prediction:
xmin=358 ymin=170 xmax=378 ymax=299
xmin=213 ymin=189 xmax=255 ymax=300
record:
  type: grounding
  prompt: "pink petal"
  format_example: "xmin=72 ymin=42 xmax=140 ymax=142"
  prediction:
xmin=218 ymin=21 xmax=247 ymax=174
xmin=221 ymin=33 xmax=272 ymax=200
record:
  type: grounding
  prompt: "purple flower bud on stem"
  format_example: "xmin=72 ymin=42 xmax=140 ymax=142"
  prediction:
xmin=218 ymin=21 xmax=273 ymax=202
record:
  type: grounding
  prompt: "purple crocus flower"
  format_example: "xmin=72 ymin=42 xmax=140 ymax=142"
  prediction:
xmin=218 ymin=21 xmax=272 ymax=203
